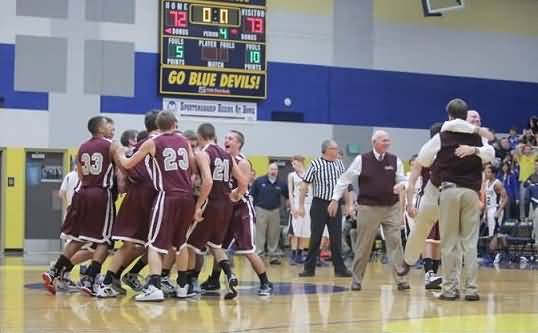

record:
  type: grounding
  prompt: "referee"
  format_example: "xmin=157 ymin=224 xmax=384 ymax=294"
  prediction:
xmin=297 ymin=139 xmax=352 ymax=277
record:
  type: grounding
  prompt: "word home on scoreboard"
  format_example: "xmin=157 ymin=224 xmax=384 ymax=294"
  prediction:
xmin=160 ymin=0 xmax=267 ymax=99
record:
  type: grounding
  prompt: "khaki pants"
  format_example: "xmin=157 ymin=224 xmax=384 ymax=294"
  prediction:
xmin=255 ymin=207 xmax=281 ymax=258
xmin=352 ymin=203 xmax=407 ymax=286
xmin=439 ymin=187 xmax=480 ymax=297
xmin=404 ymin=181 xmax=440 ymax=265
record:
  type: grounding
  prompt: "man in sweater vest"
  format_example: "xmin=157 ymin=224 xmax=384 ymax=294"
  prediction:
xmin=329 ymin=130 xmax=409 ymax=291
xmin=415 ymin=98 xmax=494 ymax=301
xmin=399 ymin=111 xmax=495 ymax=284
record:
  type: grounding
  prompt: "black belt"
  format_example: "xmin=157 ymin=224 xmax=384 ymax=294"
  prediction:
xmin=439 ymin=182 xmax=460 ymax=192
xmin=313 ymin=197 xmax=331 ymax=202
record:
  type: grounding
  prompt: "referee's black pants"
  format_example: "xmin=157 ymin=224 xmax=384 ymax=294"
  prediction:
xmin=304 ymin=198 xmax=347 ymax=274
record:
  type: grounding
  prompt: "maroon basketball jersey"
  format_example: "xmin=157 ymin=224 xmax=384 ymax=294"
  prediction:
xmin=151 ymin=132 xmax=192 ymax=193
xmin=77 ymin=137 xmax=114 ymax=189
xmin=127 ymin=135 xmax=154 ymax=186
xmin=230 ymin=153 xmax=250 ymax=200
xmin=204 ymin=144 xmax=233 ymax=200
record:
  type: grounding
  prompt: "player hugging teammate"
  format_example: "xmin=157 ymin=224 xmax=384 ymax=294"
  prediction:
xmin=43 ymin=110 xmax=272 ymax=302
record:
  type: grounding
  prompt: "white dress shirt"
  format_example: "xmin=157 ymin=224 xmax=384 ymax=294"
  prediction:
xmin=60 ymin=170 xmax=79 ymax=207
xmin=417 ymin=119 xmax=495 ymax=168
xmin=331 ymin=149 xmax=406 ymax=201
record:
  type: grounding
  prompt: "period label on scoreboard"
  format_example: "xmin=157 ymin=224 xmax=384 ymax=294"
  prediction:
xmin=159 ymin=0 xmax=267 ymax=99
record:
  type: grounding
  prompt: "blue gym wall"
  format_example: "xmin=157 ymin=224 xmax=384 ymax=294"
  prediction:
xmin=1 ymin=0 xmax=538 ymax=148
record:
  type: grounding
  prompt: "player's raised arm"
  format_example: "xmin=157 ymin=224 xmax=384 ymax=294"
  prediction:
xmin=194 ymin=150 xmax=213 ymax=222
xmin=117 ymin=139 xmax=156 ymax=170
xmin=186 ymin=137 xmax=199 ymax=175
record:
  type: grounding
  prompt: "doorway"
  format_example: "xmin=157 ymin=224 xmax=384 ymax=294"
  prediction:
xmin=25 ymin=151 xmax=64 ymax=253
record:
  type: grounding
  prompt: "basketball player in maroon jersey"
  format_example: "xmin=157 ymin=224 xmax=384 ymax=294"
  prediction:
xmin=182 ymin=130 xmax=206 ymax=295
xmin=116 ymin=110 xmax=196 ymax=301
xmin=201 ymin=130 xmax=273 ymax=296
xmin=186 ymin=123 xmax=247 ymax=300
xmin=96 ymin=110 xmax=160 ymax=298
xmin=42 ymin=116 xmax=120 ymax=295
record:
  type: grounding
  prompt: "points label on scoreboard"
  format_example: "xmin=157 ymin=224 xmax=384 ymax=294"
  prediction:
xmin=160 ymin=0 xmax=266 ymax=99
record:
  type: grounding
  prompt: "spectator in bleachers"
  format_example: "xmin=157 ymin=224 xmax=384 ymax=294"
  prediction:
xmin=494 ymin=138 xmax=512 ymax=163
xmin=514 ymin=144 xmax=537 ymax=220
xmin=520 ymin=129 xmax=537 ymax=146
xmin=488 ymin=129 xmax=498 ymax=145
xmin=498 ymin=161 xmax=520 ymax=221
xmin=508 ymin=127 xmax=520 ymax=150
xmin=524 ymin=159 xmax=538 ymax=240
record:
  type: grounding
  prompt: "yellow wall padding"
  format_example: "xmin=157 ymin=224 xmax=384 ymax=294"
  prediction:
xmin=4 ymin=148 xmax=25 ymax=249
xmin=247 ymin=155 xmax=269 ymax=178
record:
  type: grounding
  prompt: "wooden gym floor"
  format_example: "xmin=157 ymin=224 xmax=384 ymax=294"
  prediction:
xmin=1 ymin=254 xmax=538 ymax=333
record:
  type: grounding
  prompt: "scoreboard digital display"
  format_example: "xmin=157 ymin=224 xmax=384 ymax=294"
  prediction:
xmin=160 ymin=0 xmax=267 ymax=99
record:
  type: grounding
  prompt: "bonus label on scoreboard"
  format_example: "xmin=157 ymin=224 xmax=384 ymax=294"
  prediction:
xmin=160 ymin=0 xmax=267 ymax=99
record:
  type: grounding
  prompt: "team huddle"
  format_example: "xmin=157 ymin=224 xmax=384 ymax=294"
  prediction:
xmin=42 ymin=110 xmax=272 ymax=301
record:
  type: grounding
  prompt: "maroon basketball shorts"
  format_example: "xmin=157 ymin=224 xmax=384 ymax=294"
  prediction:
xmin=61 ymin=187 xmax=115 ymax=244
xmin=426 ymin=222 xmax=440 ymax=243
xmin=187 ymin=198 xmax=233 ymax=254
xmin=147 ymin=191 xmax=194 ymax=254
xmin=61 ymin=192 xmax=81 ymax=241
xmin=223 ymin=199 xmax=256 ymax=254
xmin=112 ymin=184 xmax=157 ymax=245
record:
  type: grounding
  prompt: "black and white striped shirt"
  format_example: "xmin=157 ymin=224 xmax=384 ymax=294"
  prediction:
xmin=303 ymin=158 xmax=346 ymax=201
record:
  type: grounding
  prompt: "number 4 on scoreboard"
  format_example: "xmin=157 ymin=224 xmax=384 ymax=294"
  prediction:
xmin=219 ymin=27 xmax=228 ymax=39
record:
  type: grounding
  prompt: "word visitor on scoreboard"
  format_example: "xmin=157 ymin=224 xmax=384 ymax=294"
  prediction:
xmin=162 ymin=68 xmax=265 ymax=99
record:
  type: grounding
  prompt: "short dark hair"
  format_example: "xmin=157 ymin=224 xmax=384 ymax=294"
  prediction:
xmin=120 ymin=129 xmax=138 ymax=147
xmin=446 ymin=98 xmax=468 ymax=120
xmin=104 ymin=116 xmax=114 ymax=124
xmin=136 ymin=130 xmax=149 ymax=142
xmin=156 ymin=110 xmax=177 ymax=130
xmin=410 ymin=154 xmax=418 ymax=162
xmin=230 ymin=130 xmax=245 ymax=149
xmin=144 ymin=110 xmax=160 ymax=132
xmin=485 ymin=163 xmax=497 ymax=174
xmin=430 ymin=122 xmax=443 ymax=138
xmin=87 ymin=116 xmax=106 ymax=135
xmin=183 ymin=129 xmax=197 ymax=141
xmin=197 ymin=123 xmax=216 ymax=140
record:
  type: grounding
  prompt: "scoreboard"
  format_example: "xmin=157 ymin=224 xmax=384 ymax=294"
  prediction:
xmin=160 ymin=0 xmax=267 ymax=99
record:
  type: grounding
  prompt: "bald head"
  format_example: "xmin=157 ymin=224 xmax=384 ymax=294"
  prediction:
xmin=268 ymin=162 xmax=278 ymax=178
xmin=466 ymin=110 xmax=481 ymax=126
xmin=372 ymin=130 xmax=391 ymax=154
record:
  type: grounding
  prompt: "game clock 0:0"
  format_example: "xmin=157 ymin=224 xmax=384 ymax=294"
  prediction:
xmin=160 ymin=0 xmax=267 ymax=100
xmin=190 ymin=5 xmax=240 ymax=27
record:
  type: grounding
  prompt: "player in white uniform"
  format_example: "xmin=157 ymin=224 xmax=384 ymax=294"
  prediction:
xmin=484 ymin=164 xmax=507 ymax=237
xmin=401 ymin=155 xmax=422 ymax=238
xmin=483 ymin=164 xmax=508 ymax=264
xmin=288 ymin=156 xmax=312 ymax=264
